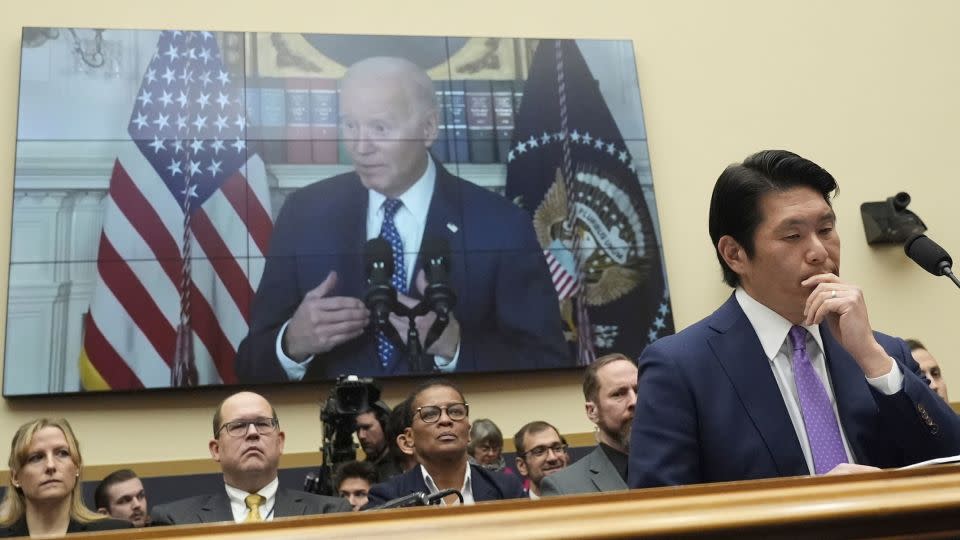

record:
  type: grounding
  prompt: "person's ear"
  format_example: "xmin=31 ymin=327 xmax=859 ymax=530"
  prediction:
xmin=209 ymin=438 xmax=221 ymax=462
xmin=515 ymin=456 xmax=528 ymax=477
xmin=399 ymin=428 xmax=415 ymax=454
xmin=717 ymin=235 xmax=748 ymax=275
xmin=585 ymin=401 xmax=599 ymax=424
xmin=421 ymin=107 xmax=439 ymax=148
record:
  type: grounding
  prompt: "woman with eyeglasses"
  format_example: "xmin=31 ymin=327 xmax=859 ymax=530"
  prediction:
xmin=364 ymin=379 xmax=525 ymax=509
xmin=0 ymin=418 xmax=132 ymax=537
xmin=467 ymin=419 xmax=512 ymax=473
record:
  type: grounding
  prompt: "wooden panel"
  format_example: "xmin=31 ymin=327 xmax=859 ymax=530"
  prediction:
xmin=64 ymin=464 xmax=960 ymax=539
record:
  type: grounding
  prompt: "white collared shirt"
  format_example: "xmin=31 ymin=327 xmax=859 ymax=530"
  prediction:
xmin=734 ymin=287 xmax=903 ymax=474
xmin=276 ymin=155 xmax=458 ymax=377
xmin=223 ymin=476 xmax=278 ymax=523
xmin=365 ymin=155 xmax=437 ymax=289
xmin=420 ymin=463 xmax=475 ymax=506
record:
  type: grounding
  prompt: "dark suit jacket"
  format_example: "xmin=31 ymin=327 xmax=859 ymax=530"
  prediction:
xmin=0 ymin=517 xmax=132 ymax=537
xmin=236 ymin=160 xmax=570 ymax=382
xmin=364 ymin=463 xmax=524 ymax=508
xmin=540 ymin=445 xmax=628 ymax=496
xmin=629 ymin=294 xmax=960 ymax=488
xmin=149 ymin=487 xmax=351 ymax=525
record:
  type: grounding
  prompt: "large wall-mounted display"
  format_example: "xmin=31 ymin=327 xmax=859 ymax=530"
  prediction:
xmin=8 ymin=29 xmax=674 ymax=395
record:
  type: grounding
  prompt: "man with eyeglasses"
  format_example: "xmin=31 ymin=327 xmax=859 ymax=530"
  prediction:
xmin=541 ymin=353 xmax=636 ymax=496
xmin=513 ymin=421 xmax=570 ymax=499
xmin=365 ymin=380 xmax=524 ymax=508
xmin=150 ymin=391 xmax=350 ymax=525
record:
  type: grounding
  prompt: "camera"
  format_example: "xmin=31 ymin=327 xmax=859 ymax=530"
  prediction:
xmin=323 ymin=374 xmax=382 ymax=416
xmin=305 ymin=375 xmax=382 ymax=495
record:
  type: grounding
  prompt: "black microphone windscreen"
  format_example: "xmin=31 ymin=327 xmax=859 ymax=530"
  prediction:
xmin=364 ymin=238 xmax=394 ymax=276
xmin=905 ymin=234 xmax=953 ymax=276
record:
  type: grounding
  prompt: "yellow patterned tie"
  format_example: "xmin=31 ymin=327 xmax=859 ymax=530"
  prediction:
xmin=244 ymin=494 xmax=265 ymax=523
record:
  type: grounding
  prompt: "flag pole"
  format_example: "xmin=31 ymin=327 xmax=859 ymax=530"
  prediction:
xmin=555 ymin=40 xmax=596 ymax=366
xmin=172 ymin=36 xmax=198 ymax=387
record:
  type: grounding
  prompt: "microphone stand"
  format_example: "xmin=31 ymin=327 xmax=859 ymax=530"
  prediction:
xmin=368 ymin=286 xmax=453 ymax=373
xmin=940 ymin=263 xmax=960 ymax=290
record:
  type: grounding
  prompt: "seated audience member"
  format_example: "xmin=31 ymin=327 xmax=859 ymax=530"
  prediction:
xmin=150 ymin=391 xmax=350 ymax=525
xmin=467 ymin=419 xmax=511 ymax=473
xmin=513 ymin=421 xmax=570 ymax=499
xmin=907 ymin=339 xmax=950 ymax=404
xmin=334 ymin=461 xmax=378 ymax=511
xmin=0 ymin=418 xmax=131 ymax=537
xmin=357 ymin=401 xmax=403 ymax=481
xmin=385 ymin=397 xmax=418 ymax=472
xmin=94 ymin=468 xmax=150 ymax=527
xmin=630 ymin=150 xmax=960 ymax=489
xmin=366 ymin=380 xmax=524 ymax=507
xmin=542 ymin=354 xmax=636 ymax=496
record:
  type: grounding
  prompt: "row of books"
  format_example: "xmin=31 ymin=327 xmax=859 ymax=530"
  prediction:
xmin=243 ymin=78 xmax=524 ymax=166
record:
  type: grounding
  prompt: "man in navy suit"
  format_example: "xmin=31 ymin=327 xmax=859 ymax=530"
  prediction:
xmin=365 ymin=380 xmax=524 ymax=508
xmin=629 ymin=150 xmax=960 ymax=488
xmin=235 ymin=56 xmax=568 ymax=382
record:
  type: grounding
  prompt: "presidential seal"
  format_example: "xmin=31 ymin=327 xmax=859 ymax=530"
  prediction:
xmin=533 ymin=167 xmax=653 ymax=336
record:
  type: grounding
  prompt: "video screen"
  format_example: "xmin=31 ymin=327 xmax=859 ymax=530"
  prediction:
xmin=7 ymin=29 xmax=673 ymax=395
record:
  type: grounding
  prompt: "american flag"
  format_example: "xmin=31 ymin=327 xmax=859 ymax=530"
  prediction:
xmin=544 ymin=249 xmax=580 ymax=300
xmin=79 ymin=31 xmax=272 ymax=390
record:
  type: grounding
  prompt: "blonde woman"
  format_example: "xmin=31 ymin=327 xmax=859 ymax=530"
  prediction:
xmin=0 ymin=418 xmax=130 ymax=537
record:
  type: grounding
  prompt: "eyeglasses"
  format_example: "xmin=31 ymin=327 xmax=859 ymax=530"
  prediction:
xmin=415 ymin=403 xmax=469 ymax=424
xmin=520 ymin=443 xmax=568 ymax=459
xmin=217 ymin=417 xmax=279 ymax=438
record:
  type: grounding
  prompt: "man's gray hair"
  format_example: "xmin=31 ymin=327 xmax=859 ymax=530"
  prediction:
xmin=342 ymin=56 xmax=438 ymax=115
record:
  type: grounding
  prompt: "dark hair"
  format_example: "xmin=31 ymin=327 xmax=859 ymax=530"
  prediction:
xmin=359 ymin=400 xmax=391 ymax=434
xmin=905 ymin=339 xmax=926 ymax=351
xmin=513 ymin=421 xmax=560 ymax=455
xmin=405 ymin=379 xmax=467 ymax=424
xmin=385 ymin=396 xmax=412 ymax=458
xmin=212 ymin=392 xmax=280 ymax=437
xmin=94 ymin=469 xmax=139 ymax=510
xmin=583 ymin=353 xmax=635 ymax=402
xmin=333 ymin=460 xmax=378 ymax=491
xmin=709 ymin=150 xmax=839 ymax=287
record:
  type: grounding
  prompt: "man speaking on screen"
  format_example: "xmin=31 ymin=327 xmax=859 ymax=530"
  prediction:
xmin=236 ymin=57 xmax=569 ymax=382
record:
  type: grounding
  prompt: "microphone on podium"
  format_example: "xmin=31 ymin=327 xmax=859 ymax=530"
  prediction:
xmin=365 ymin=488 xmax=463 ymax=510
xmin=904 ymin=234 xmax=960 ymax=290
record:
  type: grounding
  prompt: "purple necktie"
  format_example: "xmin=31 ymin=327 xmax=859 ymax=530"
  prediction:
xmin=788 ymin=325 xmax=848 ymax=475
xmin=376 ymin=199 xmax=407 ymax=370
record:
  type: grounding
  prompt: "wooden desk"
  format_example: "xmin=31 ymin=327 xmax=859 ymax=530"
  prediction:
xmin=72 ymin=465 xmax=960 ymax=539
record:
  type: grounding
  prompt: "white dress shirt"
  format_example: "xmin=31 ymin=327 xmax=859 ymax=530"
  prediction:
xmin=734 ymin=287 xmax=903 ymax=474
xmin=420 ymin=463 xmax=475 ymax=506
xmin=276 ymin=155 xmax=459 ymax=378
xmin=224 ymin=476 xmax=278 ymax=523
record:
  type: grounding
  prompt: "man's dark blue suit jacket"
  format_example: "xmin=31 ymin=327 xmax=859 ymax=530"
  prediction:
xmin=629 ymin=294 xmax=960 ymax=488
xmin=235 ymin=161 xmax=570 ymax=382
xmin=364 ymin=463 xmax=525 ymax=508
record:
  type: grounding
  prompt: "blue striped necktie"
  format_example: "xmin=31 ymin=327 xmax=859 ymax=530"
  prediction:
xmin=376 ymin=199 xmax=407 ymax=370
